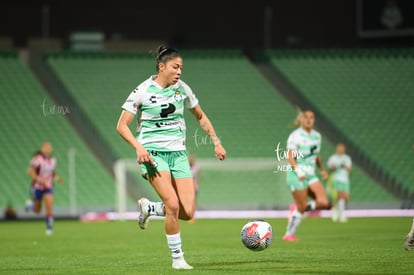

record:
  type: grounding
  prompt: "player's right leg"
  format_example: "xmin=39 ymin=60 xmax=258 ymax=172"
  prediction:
xmin=137 ymin=197 xmax=164 ymax=229
xmin=29 ymin=188 xmax=42 ymax=214
xmin=26 ymin=187 xmax=36 ymax=212
xmin=137 ymin=155 xmax=169 ymax=229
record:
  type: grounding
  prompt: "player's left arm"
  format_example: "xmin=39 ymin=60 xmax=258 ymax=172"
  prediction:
xmin=344 ymin=156 xmax=352 ymax=173
xmin=316 ymin=154 xmax=328 ymax=180
xmin=190 ymin=104 xmax=226 ymax=161
xmin=53 ymin=171 xmax=63 ymax=184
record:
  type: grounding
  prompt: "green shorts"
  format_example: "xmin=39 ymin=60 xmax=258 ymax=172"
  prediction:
xmin=286 ymin=170 xmax=320 ymax=192
xmin=333 ymin=180 xmax=350 ymax=193
xmin=140 ymin=150 xmax=192 ymax=179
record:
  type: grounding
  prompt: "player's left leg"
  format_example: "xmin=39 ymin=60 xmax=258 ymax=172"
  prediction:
xmin=404 ymin=218 xmax=414 ymax=251
xmin=43 ymin=191 xmax=54 ymax=236
xmin=168 ymin=177 xmax=195 ymax=269
xmin=172 ymin=177 xmax=196 ymax=221
xmin=337 ymin=191 xmax=349 ymax=222
xmin=166 ymin=178 xmax=194 ymax=270
xmin=307 ymin=181 xmax=329 ymax=211
xmin=145 ymin=172 xmax=193 ymax=270
xmin=165 ymin=152 xmax=195 ymax=269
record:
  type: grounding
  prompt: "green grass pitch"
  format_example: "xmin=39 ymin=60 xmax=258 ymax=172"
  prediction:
xmin=1 ymin=217 xmax=413 ymax=274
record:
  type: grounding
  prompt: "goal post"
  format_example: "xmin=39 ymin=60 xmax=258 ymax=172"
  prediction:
xmin=113 ymin=159 xmax=141 ymax=220
xmin=113 ymin=157 xmax=288 ymax=220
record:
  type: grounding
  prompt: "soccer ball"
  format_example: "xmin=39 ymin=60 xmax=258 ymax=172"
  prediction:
xmin=240 ymin=219 xmax=273 ymax=251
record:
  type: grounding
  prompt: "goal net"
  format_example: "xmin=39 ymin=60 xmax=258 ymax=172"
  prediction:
xmin=113 ymin=157 xmax=292 ymax=219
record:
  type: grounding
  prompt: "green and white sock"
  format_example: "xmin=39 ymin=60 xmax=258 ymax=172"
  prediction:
xmin=167 ymin=232 xmax=184 ymax=259
xmin=148 ymin=201 xmax=165 ymax=216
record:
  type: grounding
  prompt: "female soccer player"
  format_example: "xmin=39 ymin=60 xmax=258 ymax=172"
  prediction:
xmin=283 ymin=109 xmax=329 ymax=242
xmin=27 ymin=141 xmax=63 ymax=235
xmin=116 ymin=45 xmax=227 ymax=270
xmin=327 ymin=143 xmax=352 ymax=222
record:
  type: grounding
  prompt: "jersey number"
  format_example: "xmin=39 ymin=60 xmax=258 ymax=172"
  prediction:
xmin=160 ymin=103 xmax=176 ymax=118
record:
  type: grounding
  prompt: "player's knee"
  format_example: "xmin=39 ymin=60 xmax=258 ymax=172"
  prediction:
xmin=181 ymin=206 xmax=195 ymax=220
xmin=164 ymin=199 xmax=180 ymax=216
xmin=317 ymin=198 xmax=329 ymax=209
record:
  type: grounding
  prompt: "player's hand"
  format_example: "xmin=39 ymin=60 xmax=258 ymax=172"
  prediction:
xmin=135 ymin=146 xmax=155 ymax=166
xmin=320 ymin=169 xmax=329 ymax=181
xmin=55 ymin=176 xmax=63 ymax=184
xmin=215 ymin=143 xmax=226 ymax=161
xmin=295 ymin=167 xmax=306 ymax=181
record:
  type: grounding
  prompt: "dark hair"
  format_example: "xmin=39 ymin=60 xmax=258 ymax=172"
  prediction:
xmin=155 ymin=45 xmax=181 ymax=72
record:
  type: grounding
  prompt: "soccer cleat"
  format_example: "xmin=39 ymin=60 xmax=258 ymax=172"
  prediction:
xmin=46 ymin=229 xmax=53 ymax=236
xmin=137 ymin=198 xmax=151 ymax=230
xmin=404 ymin=234 xmax=414 ymax=251
xmin=282 ymin=234 xmax=298 ymax=242
xmin=339 ymin=215 xmax=348 ymax=223
xmin=172 ymin=257 xmax=193 ymax=270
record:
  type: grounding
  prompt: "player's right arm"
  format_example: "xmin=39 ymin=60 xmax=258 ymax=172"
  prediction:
xmin=287 ymin=132 xmax=306 ymax=180
xmin=116 ymin=110 xmax=154 ymax=165
xmin=27 ymin=164 xmax=45 ymax=185
xmin=288 ymin=149 xmax=306 ymax=180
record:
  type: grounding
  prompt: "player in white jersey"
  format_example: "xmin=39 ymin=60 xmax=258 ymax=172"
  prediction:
xmin=283 ymin=109 xmax=329 ymax=242
xmin=27 ymin=141 xmax=63 ymax=235
xmin=327 ymin=143 xmax=352 ymax=222
xmin=116 ymin=45 xmax=227 ymax=270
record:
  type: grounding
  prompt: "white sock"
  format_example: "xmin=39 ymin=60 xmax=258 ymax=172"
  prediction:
xmin=338 ymin=198 xmax=346 ymax=213
xmin=285 ymin=210 xmax=302 ymax=236
xmin=154 ymin=202 xmax=165 ymax=216
xmin=306 ymin=200 xmax=316 ymax=211
xmin=409 ymin=219 xmax=414 ymax=237
xmin=166 ymin=233 xmax=184 ymax=259
xmin=148 ymin=201 xmax=165 ymax=216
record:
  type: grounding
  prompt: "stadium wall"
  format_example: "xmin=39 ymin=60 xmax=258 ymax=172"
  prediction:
xmin=0 ymin=0 xmax=363 ymax=49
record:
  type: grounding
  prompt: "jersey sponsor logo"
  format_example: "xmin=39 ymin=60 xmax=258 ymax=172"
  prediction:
xmin=155 ymin=121 xmax=180 ymax=128
xmin=149 ymin=95 xmax=157 ymax=104
xmin=160 ymin=103 xmax=176 ymax=118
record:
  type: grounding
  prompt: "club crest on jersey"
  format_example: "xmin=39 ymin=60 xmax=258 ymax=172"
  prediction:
xmin=174 ymin=90 xmax=183 ymax=101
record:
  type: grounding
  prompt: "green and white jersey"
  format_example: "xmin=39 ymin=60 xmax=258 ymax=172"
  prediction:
xmin=287 ymin=127 xmax=322 ymax=176
xmin=327 ymin=153 xmax=352 ymax=183
xmin=122 ymin=76 xmax=199 ymax=152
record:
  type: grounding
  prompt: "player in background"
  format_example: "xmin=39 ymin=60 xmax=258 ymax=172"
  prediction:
xmin=404 ymin=218 xmax=414 ymax=251
xmin=327 ymin=143 xmax=352 ymax=222
xmin=116 ymin=45 xmax=226 ymax=270
xmin=283 ymin=109 xmax=329 ymax=242
xmin=26 ymin=141 xmax=63 ymax=235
